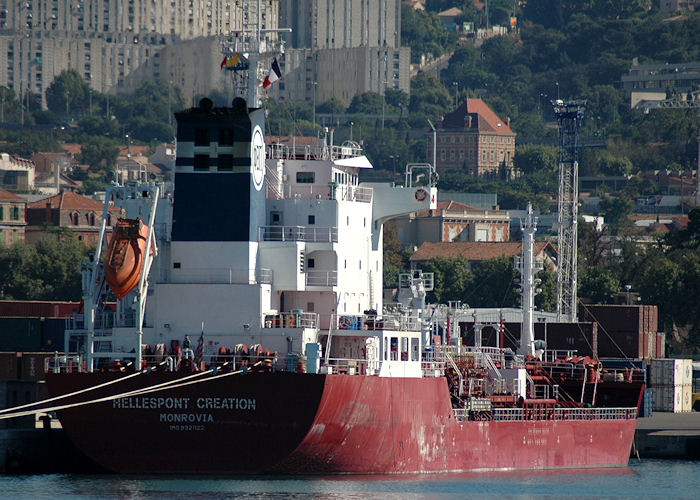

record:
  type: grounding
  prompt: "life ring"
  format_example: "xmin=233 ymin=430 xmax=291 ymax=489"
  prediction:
xmin=339 ymin=316 xmax=351 ymax=329
xmin=415 ymin=188 xmax=428 ymax=202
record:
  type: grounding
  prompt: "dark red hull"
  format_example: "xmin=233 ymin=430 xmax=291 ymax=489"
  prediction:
xmin=46 ymin=372 xmax=637 ymax=474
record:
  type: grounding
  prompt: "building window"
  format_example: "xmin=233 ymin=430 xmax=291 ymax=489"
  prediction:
xmin=469 ymin=150 xmax=474 ymax=161
xmin=10 ymin=206 xmax=20 ymax=220
xmin=193 ymin=154 xmax=209 ymax=171
xmin=0 ymin=207 xmax=4 ymax=220
xmin=72 ymin=212 xmax=79 ymax=225
xmin=459 ymin=150 xmax=465 ymax=160
xmin=490 ymin=150 xmax=495 ymax=162
xmin=450 ymin=150 xmax=455 ymax=161
xmin=499 ymin=151 xmax=504 ymax=162
xmin=482 ymin=150 xmax=487 ymax=161
xmin=308 ymin=215 xmax=315 ymax=225
xmin=459 ymin=136 xmax=464 ymax=144
xmin=296 ymin=172 xmax=315 ymax=183
xmin=308 ymin=258 xmax=315 ymax=268
xmin=217 ymin=154 xmax=233 ymax=171
xmin=440 ymin=149 xmax=446 ymax=161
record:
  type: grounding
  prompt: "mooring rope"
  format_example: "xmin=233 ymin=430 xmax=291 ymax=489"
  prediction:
xmin=0 ymin=363 xmax=252 ymax=420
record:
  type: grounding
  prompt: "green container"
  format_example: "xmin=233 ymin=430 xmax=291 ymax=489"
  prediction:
xmin=0 ymin=317 xmax=42 ymax=351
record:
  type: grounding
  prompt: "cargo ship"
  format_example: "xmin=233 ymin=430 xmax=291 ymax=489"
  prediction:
xmin=35 ymin=22 xmax=645 ymax=475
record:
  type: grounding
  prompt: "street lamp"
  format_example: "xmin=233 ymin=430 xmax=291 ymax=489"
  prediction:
xmin=452 ymin=82 xmax=459 ymax=108
xmin=312 ymin=81 xmax=318 ymax=130
xmin=625 ymin=284 xmax=632 ymax=305
xmin=555 ymin=82 xmax=560 ymax=100
xmin=427 ymin=119 xmax=437 ymax=171
xmin=349 ymin=121 xmax=354 ymax=142
xmin=389 ymin=154 xmax=399 ymax=183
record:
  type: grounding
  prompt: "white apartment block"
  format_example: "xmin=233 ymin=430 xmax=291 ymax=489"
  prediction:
xmin=0 ymin=1 xmax=278 ymax=104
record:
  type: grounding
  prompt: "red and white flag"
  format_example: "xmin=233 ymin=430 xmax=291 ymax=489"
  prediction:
xmin=262 ymin=58 xmax=282 ymax=89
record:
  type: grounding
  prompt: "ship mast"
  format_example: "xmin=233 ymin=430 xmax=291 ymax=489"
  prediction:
xmin=221 ymin=0 xmax=291 ymax=108
xmin=516 ymin=203 xmax=542 ymax=357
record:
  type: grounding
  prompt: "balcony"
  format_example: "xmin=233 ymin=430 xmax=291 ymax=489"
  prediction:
xmin=260 ymin=226 xmax=337 ymax=243
xmin=305 ymin=270 xmax=337 ymax=287
xmin=168 ymin=267 xmax=272 ymax=285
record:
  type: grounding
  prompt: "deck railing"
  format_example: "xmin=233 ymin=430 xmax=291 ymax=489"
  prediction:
xmin=452 ymin=406 xmax=637 ymax=422
xmin=259 ymin=226 xmax=338 ymax=243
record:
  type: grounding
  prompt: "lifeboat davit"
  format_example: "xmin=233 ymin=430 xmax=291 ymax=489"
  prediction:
xmin=104 ymin=218 xmax=149 ymax=299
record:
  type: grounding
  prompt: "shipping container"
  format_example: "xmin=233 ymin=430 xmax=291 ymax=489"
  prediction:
xmin=680 ymin=359 xmax=693 ymax=386
xmin=639 ymin=388 xmax=653 ymax=418
xmin=682 ymin=385 xmax=692 ymax=413
xmin=18 ymin=352 xmax=53 ymax=381
xmin=655 ymin=332 xmax=665 ymax=358
xmin=0 ymin=380 xmax=39 ymax=429
xmin=652 ymin=385 xmax=690 ymax=413
xmin=0 ymin=352 xmax=20 ymax=379
xmin=649 ymin=358 xmax=691 ymax=387
xmin=41 ymin=318 xmax=66 ymax=351
xmin=0 ymin=318 xmax=42 ymax=351
xmin=458 ymin=322 xmax=598 ymax=358
xmin=0 ymin=300 xmax=81 ymax=318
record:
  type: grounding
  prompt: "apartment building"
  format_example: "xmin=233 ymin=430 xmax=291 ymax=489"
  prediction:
xmin=0 ymin=1 xmax=277 ymax=103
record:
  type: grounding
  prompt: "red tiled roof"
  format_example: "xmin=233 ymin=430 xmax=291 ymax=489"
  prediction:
xmin=441 ymin=98 xmax=515 ymax=135
xmin=410 ymin=241 xmax=554 ymax=262
xmin=413 ymin=200 xmax=483 ymax=217
xmin=61 ymin=143 xmax=82 ymax=156
xmin=27 ymin=191 xmax=105 ymax=211
xmin=117 ymin=145 xmax=148 ymax=158
xmin=0 ymin=188 xmax=26 ymax=201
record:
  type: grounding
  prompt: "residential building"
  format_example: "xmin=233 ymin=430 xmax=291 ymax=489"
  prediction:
xmin=659 ymin=0 xmax=699 ymax=11
xmin=0 ymin=188 xmax=27 ymax=246
xmin=427 ymin=99 xmax=516 ymax=178
xmin=389 ymin=200 xmax=510 ymax=248
xmin=0 ymin=1 xmax=278 ymax=103
xmin=622 ymin=60 xmax=700 ymax=108
xmin=0 ymin=153 xmax=34 ymax=192
xmin=25 ymin=191 xmax=119 ymax=245
xmin=275 ymin=0 xmax=410 ymax=105
xmin=409 ymin=241 xmax=557 ymax=271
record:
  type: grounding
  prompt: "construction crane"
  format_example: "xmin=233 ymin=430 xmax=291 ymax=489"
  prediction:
xmin=655 ymin=90 xmax=700 ymax=206
xmin=553 ymin=99 xmax=586 ymax=322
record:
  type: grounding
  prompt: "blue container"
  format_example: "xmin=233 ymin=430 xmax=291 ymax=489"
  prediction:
xmin=639 ymin=388 xmax=653 ymax=418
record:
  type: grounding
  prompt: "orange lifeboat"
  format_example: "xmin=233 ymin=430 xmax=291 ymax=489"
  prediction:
xmin=104 ymin=218 xmax=149 ymax=299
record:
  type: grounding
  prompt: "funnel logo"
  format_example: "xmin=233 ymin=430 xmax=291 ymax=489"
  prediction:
xmin=252 ymin=125 xmax=265 ymax=191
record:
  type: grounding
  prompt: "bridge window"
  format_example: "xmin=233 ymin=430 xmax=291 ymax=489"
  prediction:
xmin=218 ymin=128 xmax=234 ymax=146
xmin=296 ymin=172 xmax=315 ymax=183
xmin=401 ymin=337 xmax=409 ymax=361
xmin=217 ymin=154 xmax=233 ymax=171
xmin=193 ymin=154 xmax=209 ymax=171
xmin=411 ymin=338 xmax=419 ymax=361
xmin=194 ymin=128 xmax=210 ymax=146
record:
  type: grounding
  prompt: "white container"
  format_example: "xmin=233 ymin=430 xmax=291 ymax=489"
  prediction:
xmin=680 ymin=359 xmax=693 ymax=386
xmin=682 ymin=385 xmax=692 ymax=413
xmin=650 ymin=358 xmax=692 ymax=387
xmin=652 ymin=385 xmax=688 ymax=412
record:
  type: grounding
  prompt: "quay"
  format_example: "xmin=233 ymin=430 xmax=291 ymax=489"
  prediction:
xmin=635 ymin=412 xmax=700 ymax=459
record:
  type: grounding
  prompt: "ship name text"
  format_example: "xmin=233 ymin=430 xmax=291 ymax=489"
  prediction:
xmin=112 ymin=396 xmax=257 ymax=411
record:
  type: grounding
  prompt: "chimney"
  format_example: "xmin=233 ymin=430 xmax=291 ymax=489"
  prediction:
xmin=55 ymin=163 xmax=60 ymax=192
xmin=466 ymin=115 xmax=472 ymax=128
xmin=506 ymin=117 xmax=510 ymax=127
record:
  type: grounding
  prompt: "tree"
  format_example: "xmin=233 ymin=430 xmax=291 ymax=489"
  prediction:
xmin=421 ymin=257 xmax=474 ymax=304
xmin=513 ymin=144 xmax=558 ymax=175
xmin=466 ymin=256 xmax=519 ymax=308
xmin=0 ymin=229 xmax=88 ymax=300
xmin=317 ymin=97 xmax=346 ymax=115
xmin=348 ymin=92 xmax=385 ymax=115
xmin=46 ymin=70 xmax=90 ymax=117
xmin=599 ymin=195 xmax=633 ymax=230
xmin=401 ymin=5 xmax=457 ymax=63
xmin=79 ymin=136 xmax=120 ymax=171
xmin=579 ymin=266 xmax=620 ymax=304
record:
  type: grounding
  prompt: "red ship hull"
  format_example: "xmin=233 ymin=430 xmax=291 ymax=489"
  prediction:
xmin=46 ymin=371 xmax=637 ymax=474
